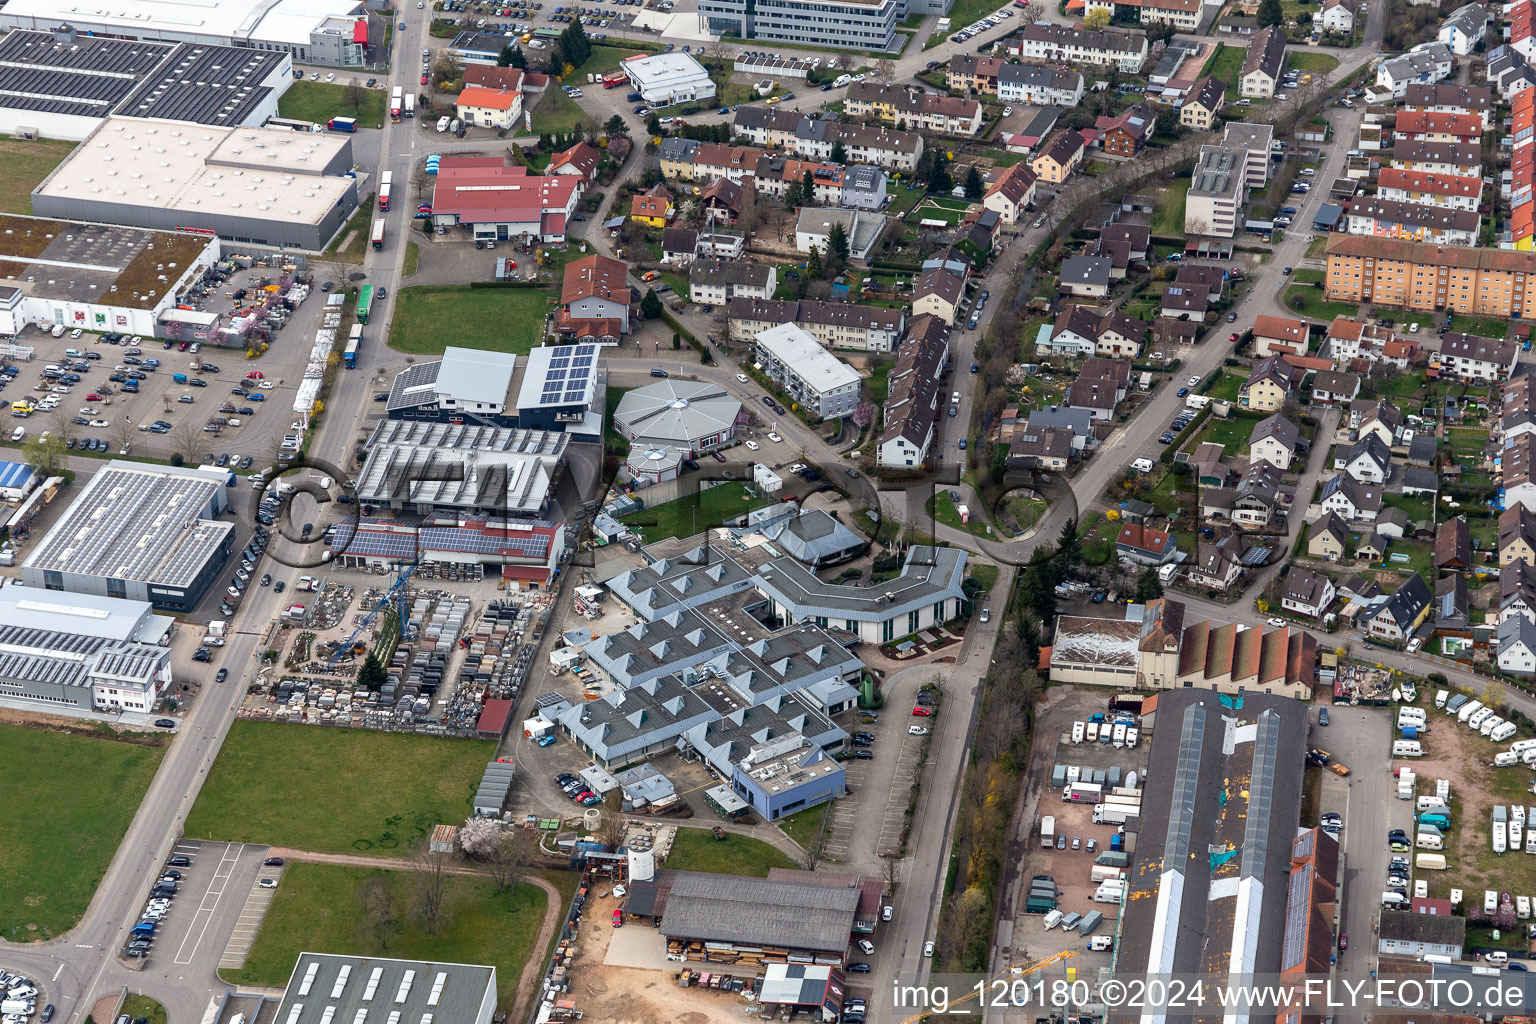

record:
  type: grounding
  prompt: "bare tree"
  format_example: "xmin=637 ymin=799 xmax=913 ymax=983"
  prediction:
xmin=344 ymin=76 xmax=367 ymax=116
xmin=869 ymin=59 xmax=896 ymax=85
xmin=412 ymin=844 xmax=450 ymax=934
xmin=359 ymin=873 xmax=399 ymax=951
xmin=594 ymin=790 xmax=626 ymax=849
xmin=881 ymin=853 xmax=901 ymax=898
xmin=167 ymin=419 xmax=204 ymax=466
xmin=108 ymin=417 xmax=137 ymax=455
xmin=47 ymin=406 xmax=77 ymax=445
xmin=833 ymin=52 xmax=855 ymax=72
xmin=484 ymin=828 xmax=533 ymax=893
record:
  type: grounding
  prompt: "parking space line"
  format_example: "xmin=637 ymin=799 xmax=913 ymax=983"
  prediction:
xmin=173 ymin=843 xmax=246 ymax=966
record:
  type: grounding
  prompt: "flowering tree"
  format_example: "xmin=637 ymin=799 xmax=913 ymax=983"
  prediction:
xmin=852 ymin=401 xmax=875 ymax=429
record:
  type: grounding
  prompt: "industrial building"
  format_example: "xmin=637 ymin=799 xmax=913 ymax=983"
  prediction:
xmin=383 ymin=345 xmax=602 ymax=437
xmin=328 ymin=516 xmax=566 ymax=588
xmin=357 ymin=419 xmax=570 ymax=519
xmin=272 ymin=954 xmax=497 ymax=1024
xmin=0 ymin=587 xmax=173 ymax=712
xmin=0 ymin=215 xmax=220 ymax=338
xmin=1116 ymin=689 xmax=1308 ymax=1024
xmin=21 ymin=461 xmax=233 ymax=611
xmin=513 ymin=344 xmax=603 ymax=435
xmin=32 ymin=117 xmax=360 ymax=251
xmin=428 ymin=158 xmax=580 ymax=243
xmin=620 ymin=52 xmax=716 ymax=106
xmin=0 ymin=29 xmax=294 ymax=141
xmin=690 ymin=726 xmax=847 ymax=820
xmin=753 ymin=544 xmax=969 ymax=644
xmin=613 ymin=379 xmax=742 ymax=453
xmin=0 ymin=0 xmax=375 ymax=68
xmin=698 ymin=0 xmax=911 ymax=52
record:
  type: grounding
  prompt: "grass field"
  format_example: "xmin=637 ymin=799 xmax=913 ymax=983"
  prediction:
xmin=403 ymin=241 xmax=421 ymax=277
xmin=1184 ymin=414 xmax=1254 ymax=455
xmin=119 ymin=995 xmax=167 ymax=1024
xmin=927 ymin=492 xmax=992 ymax=539
xmin=0 ymin=136 xmax=81 ymax=215
xmin=530 ymin=88 xmax=588 ymax=134
xmin=184 ymin=723 xmax=494 ymax=856
xmin=227 ymin=862 xmax=547 ymax=1000
xmin=1200 ymin=44 xmax=1245 ymax=86
xmin=1448 ymin=313 xmax=1511 ymax=339
xmin=778 ymin=801 xmax=833 ymax=852
xmin=278 ymin=81 xmax=386 ymax=127
xmin=324 ymin=195 xmax=376 ymax=265
xmin=1151 ymin=180 xmax=1192 ymax=236
xmin=388 ymin=285 xmax=552 ymax=355
xmin=666 ymin=827 xmax=797 ymax=876
xmin=1207 ymin=372 xmax=1245 ymax=403
xmin=1 ymin=724 xmax=168 ymax=941
xmin=1283 ymin=284 xmax=1358 ymax=321
xmin=1289 ymin=52 xmax=1340 ymax=74
xmin=567 ymin=44 xmax=646 ymax=80
xmin=621 ymin=481 xmax=773 ymax=543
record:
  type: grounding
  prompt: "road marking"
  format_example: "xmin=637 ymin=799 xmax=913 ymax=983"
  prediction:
xmin=52 ymin=965 xmax=63 ymax=981
xmin=173 ymin=843 xmax=244 ymax=965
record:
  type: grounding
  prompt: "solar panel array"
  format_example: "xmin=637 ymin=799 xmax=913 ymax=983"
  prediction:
xmin=332 ymin=520 xmax=556 ymax=562
xmin=534 ymin=344 xmax=597 ymax=407
xmin=117 ymin=44 xmax=288 ymax=127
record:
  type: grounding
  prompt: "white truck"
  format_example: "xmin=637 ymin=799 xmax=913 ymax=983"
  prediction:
xmin=1064 ymin=782 xmax=1103 ymax=802
xmin=1040 ymin=815 xmax=1056 ymax=848
xmin=1093 ymin=803 xmax=1138 ymax=825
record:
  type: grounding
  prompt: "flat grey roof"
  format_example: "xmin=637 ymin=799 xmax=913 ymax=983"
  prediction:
xmin=274 ymin=953 xmax=496 ymax=1024
xmin=23 ymin=461 xmax=231 ymax=587
xmin=359 ymin=420 xmax=568 ymax=514
xmin=0 ymin=30 xmax=173 ymax=119
xmin=116 ymin=43 xmax=288 ymax=127
xmin=754 ymin=545 xmax=967 ymax=622
xmin=435 ymin=346 xmax=518 ymax=409
xmin=659 ymin=871 xmax=860 ymax=952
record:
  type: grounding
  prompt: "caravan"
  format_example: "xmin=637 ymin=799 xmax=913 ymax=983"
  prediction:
xmin=1393 ymin=740 xmax=1424 ymax=757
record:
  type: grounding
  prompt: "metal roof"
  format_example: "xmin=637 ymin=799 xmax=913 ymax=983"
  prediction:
xmin=273 ymin=953 xmax=496 ymax=1024
xmin=614 ymin=379 xmax=741 ymax=446
xmin=115 ymin=43 xmax=288 ymax=126
xmin=435 ymin=346 xmax=519 ymax=409
xmin=659 ymin=872 xmax=860 ymax=952
xmin=753 ymin=544 xmax=967 ymax=622
xmin=515 ymin=343 xmax=598 ymax=410
xmin=357 ymin=420 xmax=568 ymax=515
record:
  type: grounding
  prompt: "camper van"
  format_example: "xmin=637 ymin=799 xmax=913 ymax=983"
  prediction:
xmin=1497 ymin=752 xmax=1521 ymax=767
xmin=1415 ymin=833 xmax=1443 ymax=850
xmin=1042 ymin=910 xmax=1064 ymax=930
xmin=1072 ymin=722 xmax=1085 ymax=744
xmin=1435 ymin=689 xmax=1450 ymax=709
xmin=1467 ymin=707 xmax=1492 ymax=730
xmin=1458 ymin=699 xmax=1483 ymax=723
xmin=1393 ymin=740 xmax=1424 ymax=757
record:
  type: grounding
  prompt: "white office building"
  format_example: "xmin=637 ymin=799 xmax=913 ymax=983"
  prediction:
xmin=753 ymin=323 xmax=861 ymax=419
xmin=622 ymin=52 xmax=717 ymax=106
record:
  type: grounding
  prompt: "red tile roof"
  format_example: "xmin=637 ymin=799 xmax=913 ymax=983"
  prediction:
xmin=561 ymin=254 xmax=630 ymax=305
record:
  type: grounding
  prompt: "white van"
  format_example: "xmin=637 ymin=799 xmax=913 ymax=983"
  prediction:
xmin=8 ymin=427 xmax=22 ymax=442
xmin=1382 ymin=892 xmax=1409 ymax=907
xmin=1488 ymin=951 xmax=1510 ymax=967
xmin=1088 ymin=935 xmax=1113 ymax=951
xmin=1130 ymin=457 xmax=1154 ymax=473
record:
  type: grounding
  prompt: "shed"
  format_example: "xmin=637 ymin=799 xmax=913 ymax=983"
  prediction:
xmin=1312 ymin=203 xmax=1344 ymax=232
xmin=475 ymin=697 xmax=514 ymax=739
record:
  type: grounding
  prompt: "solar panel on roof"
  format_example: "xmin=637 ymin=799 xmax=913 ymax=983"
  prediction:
xmin=563 ymin=390 xmax=586 ymax=403
xmin=547 ymin=369 xmax=566 ymax=382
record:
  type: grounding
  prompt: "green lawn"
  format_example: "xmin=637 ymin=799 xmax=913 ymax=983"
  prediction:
xmin=1283 ymin=284 xmax=1359 ymax=321
xmin=927 ymin=492 xmax=992 ymax=538
xmin=1184 ymin=414 xmax=1254 ymax=455
xmin=119 ymin=996 xmax=166 ymax=1024
xmin=1289 ymin=52 xmax=1340 ymax=74
xmin=567 ymin=43 xmax=646 ymax=79
xmin=779 ymin=801 xmax=833 ymax=851
xmin=403 ymin=241 xmax=421 ymax=277
xmin=1383 ymin=493 xmax=1435 ymax=527
xmin=1 ymin=724 xmax=167 ymax=942
xmin=622 ymin=481 xmax=774 ymax=542
xmin=388 ymin=285 xmax=552 ymax=355
xmin=323 ymin=194 xmax=376 ymax=265
xmin=1292 ymin=269 xmax=1325 ymax=286
xmin=1207 ymin=372 xmax=1245 ymax=403
xmin=1447 ymin=426 xmax=1486 ymax=459
xmin=184 ymin=723 xmax=495 ymax=856
xmin=227 ymin=862 xmax=547 ymax=1001
xmin=1200 ymin=43 xmax=1245 ymax=85
xmin=277 ymin=81 xmax=386 ymax=127
xmin=0 ymin=136 xmax=79 ymax=215
xmin=1447 ymin=314 xmax=1510 ymax=339
xmin=530 ymin=87 xmax=589 ymax=134
xmin=912 ymin=200 xmax=967 ymax=226
xmin=666 ymin=827 xmax=797 ymax=876
xmin=1151 ymin=180 xmax=1192 ymax=236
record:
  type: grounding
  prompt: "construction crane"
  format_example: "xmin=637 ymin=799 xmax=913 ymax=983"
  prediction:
xmin=900 ymin=950 xmax=1079 ymax=1024
xmin=324 ymin=562 xmax=419 ymax=670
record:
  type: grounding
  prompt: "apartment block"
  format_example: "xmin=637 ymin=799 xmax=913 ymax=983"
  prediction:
xmin=1324 ymin=234 xmax=1536 ymax=316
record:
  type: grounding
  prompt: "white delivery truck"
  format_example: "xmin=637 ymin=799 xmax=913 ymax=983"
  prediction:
xmin=1040 ymin=815 xmax=1056 ymax=848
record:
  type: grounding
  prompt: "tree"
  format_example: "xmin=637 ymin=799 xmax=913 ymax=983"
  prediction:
xmin=869 ymin=59 xmax=896 ymax=84
xmin=801 ymin=170 xmax=816 ymax=207
xmin=1083 ymin=6 xmax=1110 ymax=28
xmin=168 ymin=419 xmax=203 ymax=468
xmin=357 ymin=652 xmax=388 ymax=691
xmin=108 ymin=418 xmax=136 ymax=456
xmin=646 ymin=113 xmax=662 ymax=136
xmin=458 ymin=816 xmax=506 ymax=858
xmin=640 ymin=287 xmax=663 ymax=319
xmin=963 ymin=165 xmax=984 ymax=200
xmin=805 ymin=245 xmax=823 ymax=281
xmin=928 ymin=150 xmax=952 ymax=193
xmin=411 ymin=844 xmax=449 ymax=934
xmin=359 ymin=874 xmax=399 ymax=951
xmin=829 ymin=140 xmax=847 ymax=164
xmin=1056 ymin=516 xmax=1080 ymax=564
xmin=833 ymin=52 xmax=855 ymax=72
xmin=826 ymin=221 xmax=850 ymax=268
xmin=595 ymin=790 xmax=625 ymax=848
xmin=509 ymin=45 xmax=528 ymax=69
xmin=604 ymin=113 xmax=630 ymax=137
xmin=344 ymin=77 xmax=367 ymax=116
xmin=497 ymin=44 xmax=518 ymax=67
xmin=1135 ymin=566 xmax=1164 ymax=602
xmin=46 ymin=406 xmax=77 ymax=446
xmin=484 ymin=828 xmax=532 ymax=892
xmin=852 ymin=401 xmax=875 ymax=429
xmin=22 ymin=431 xmax=66 ymax=477
xmin=784 ymin=179 xmax=804 ymax=208
xmin=881 ymin=853 xmax=901 ymax=898
xmin=1256 ymin=0 xmax=1284 ymax=26
xmin=673 ymin=333 xmax=681 ymax=350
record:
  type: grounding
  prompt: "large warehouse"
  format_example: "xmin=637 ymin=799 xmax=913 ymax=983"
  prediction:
xmin=358 ymin=419 xmax=570 ymax=519
xmin=0 ymin=0 xmax=374 ymax=68
xmin=20 ymin=461 xmax=234 ymax=611
xmin=32 ymin=117 xmax=360 ymax=251
xmin=629 ymin=870 xmax=861 ymax=963
xmin=613 ymin=379 xmax=742 ymax=453
xmin=1115 ymin=689 xmax=1309 ymax=1024
xmin=0 ymin=587 xmax=174 ymax=713
xmin=273 ymin=954 xmax=497 ymax=1024
xmin=0 ymin=29 xmax=293 ymax=141
xmin=328 ymin=516 xmax=566 ymax=588
xmin=0 ymin=215 xmax=220 ymax=338
xmin=384 ymin=344 xmax=603 ymax=438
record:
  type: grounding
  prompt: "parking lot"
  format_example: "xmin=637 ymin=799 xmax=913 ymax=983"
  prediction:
xmin=1315 ymin=706 xmax=1395 ymax=973
xmin=122 ymin=840 xmax=271 ymax=972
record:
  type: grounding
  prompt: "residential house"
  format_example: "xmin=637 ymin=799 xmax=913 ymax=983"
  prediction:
xmin=1327 ymin=316 xmax=1404 ymax=364
xmin=727 ymin=297 xmax=905 ymax=353
xmin=1436 ymin=2 xmax=1487 ymax=55
xmin=1080 ymin=358 xmax=1133 ymax=399
xmin=1319 ymin=473 xmax=1383 ymax=521
xmin=946 ymin=53 xmax=1004 ymax=94
xmin=876 ymin=314 xmax=949 ymax=469
xmin=1498 ymin=615 xmax=1536 ymax=674
xmin=1402 ymin=466 xmax=1439 ymax=496
xmin=1181 ymin=75 xmax=1227 ymax=130
xmin=1377 ymin=913 xmax=1465 ymax=960
xmin=663 ymin=227 xmax=700 ymax=266
xmin=700 ymin=178 xmax=746 ymax=226
xmin=689 ymin=260 xmax=777 ymax=306
xmin=1160 ymin=283 xmax=1210 ymax=320
xmin=1188 ymin=535 xmax=1247 ymax=592
xmin=1391 ymin=139 xmax=1480 ymax=178
xmin=1253 ymin=315 xmax=1311 ymax=357
xmin=912 ymin=267 xmax=967 ymax=325
xmin=1059 ymin=255 xmax=1113 ymax=298
xmin=1010 ymin=424 xmax=1076 ymax=469
xmin=559 ymin=254 xmax=633 ymax=335
xmin=1488 ymin=46 xmax=1536 ymax=100
xmin=1241 ymin=353 xmax=1305 ymax=412
xmin=731 ymin=108 xmax=925 ymax=171
xmin=996 ymin=64 xmax=1086 ymax=106
xmin=1345 ymin=197 xmax=1480 ymax=247
xmin=456 ymin=84 xmax=524 ymax=130
xmin=1031 ymin=130 xmax=1087 ymax=184
xmin=1434 ymin=516 xmax=1471 ymax=569
xmin=754 ymin=155 xmax=845 ymax=203
xmin=1282 ymin=568 xmax=1337 ymax=619
xmin=1011 ymin=23 xmax=1150 ymax=73
xmin=1310 ymin=370 xmax=1361 ymax=406
xmin=1434 ymin=573 xmax=1469 ymax=628
xmin=1393 ymin=108 xmax=1481 ymax=143
xmin=1249 ymin=413 xmax=1302 ymax=470
xmin=1375 ymin=45 xmax=1455 ymax=100
xmin=1096 ymin=104 xmax=1157 ymax=158
xmin=1436 ymin=332 xmax=1519 ymax=382
xmin=1091 ymin=312 xmax=1147 ymax=357
xmin=1066 ymin=377 xmax=1121 ymax=420
xmin=1308 ymin=511 xmax=1351 ymax=560
xmin=548 ymin=140 xmax=601 ymax=186
xmin=1044 ymin=306 xmax=1146 ymax=358
xmin=1362 ymin=573 xmax=1433 ymax=641
xmin=1376 ymin=169 xmax=1481 ymax=212
xmin=1100 ymin=223 xmax=1150 ymax=261
xmin=1116 ymin=523 xmax=1179 ymax=565
xmin=1185 ymin=145 xmax=1245 ymax=237
xmin=794 ymin=208 xmax=886 ymax=261
xmin=1509 ymin=433 xmax=1536 ymax=514
xmin=1202 ymin=460 xmax=1285 ymax=529
xmin=1501 ymin=560 xmax=1536 ymax=624
xmin=1319 ymin=0 xmax=1357 ymax=33
xmin=630 ymin=184 xmax=673 ymax=226
xmin=1500 ymin=504 xmax=1536 ymax=567
xmin=1351 ymin=397 xmax=1403 ymax=447
xmin=983 ymin=163 xmax=1039 ymax=225
xmin=840 ymin=165 xmax=888 ymax=211
xmin=1222 ymin=121 xmax=1275 ymax=188
xmin=1334 ymin=433 xmax=1392 ymax=484
xmin=844 ymin=83 xmax=985 ymax=137
xmin=1240 ymin=27 xmax=1286 ymax=99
